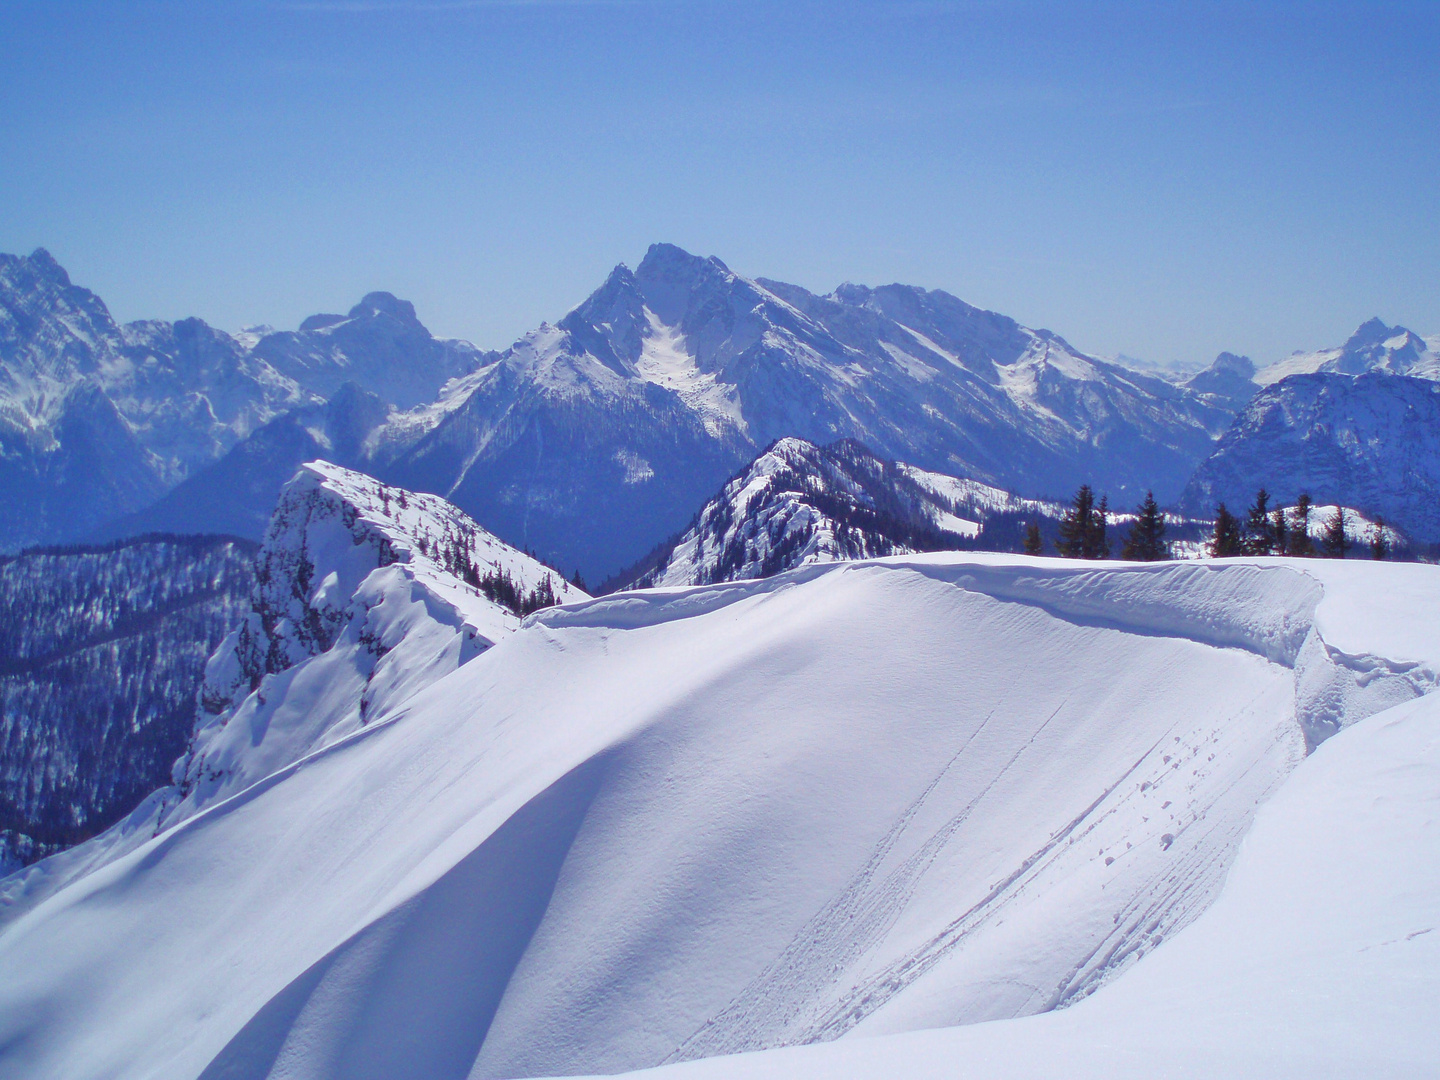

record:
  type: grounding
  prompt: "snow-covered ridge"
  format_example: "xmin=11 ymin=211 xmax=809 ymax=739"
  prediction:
xmin=0 ymin=461 xmax=584 ymax=927
xmin=0 ymin=553 xmax=1432 ymax=1080
xmin=626 ymin=438 xmax=997 ymax=589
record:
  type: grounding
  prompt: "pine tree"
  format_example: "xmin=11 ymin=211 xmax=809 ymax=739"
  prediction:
xmin=1243 ymin=488 xmax=1276 ymax=555
xmin=1321 ymin=506 xmax=1350 ymax=558
xmin=1087 ymin=496 xmax=1111 ymax=559
xmin=1271 ymin=505 xmax=1288 ymax=558
xmin=1370 ymin=516 xmax=1389 ymax=561
xmin=1023 ymin=520 xmax=1043 ymax=555
xmin=1055 ymin=485 xmax=1095 ymax=558
xmin=1121 ymin=491 xmax=1168 ymax=561
xmin=1209 ymin=503 xmax=1243 ymax=557
xmin=1288 ymin=494 xmax=1316 ymax=557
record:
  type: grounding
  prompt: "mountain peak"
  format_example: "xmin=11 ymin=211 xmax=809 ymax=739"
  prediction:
xmin=347 ymin=291 xmax=421 ymax=327
xmin=25 ymin=247 xmax=71 ymax=287
xmin=1210 ymin=351 xmax=1255 ymax=378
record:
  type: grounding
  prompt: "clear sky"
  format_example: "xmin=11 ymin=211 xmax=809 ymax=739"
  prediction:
xmin=1 ymin=0 xmax=1436 ymax=368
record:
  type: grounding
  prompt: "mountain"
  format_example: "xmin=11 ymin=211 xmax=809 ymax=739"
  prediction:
xmin=0 ymin=549 xmax=1433 ymax=1079
xmin=619 ymin=437 xmax=1059 ymax=589
xmin=246 ymin=292 xmax=495 ymax=409
xmin=0 ymin=248 xmax=490 ymax=551
xmin=1179 ymin=372 xmax=1440 ymax=542
xmin=378 ymin=243 xmax=1231 ymax=579
xmin=1256 ymin=318 xmax=1440 ymax=386
xmin=0 ymin=461 xmax=584 ymax=925
xmin=1183 ymin=351 xmax=1258 ymax=414
xmin=0 ymin=534 xmax=255 ymax=872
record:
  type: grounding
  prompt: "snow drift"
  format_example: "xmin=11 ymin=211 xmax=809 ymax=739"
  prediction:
xmin=0 ymin=547 xmax=1435 ymax=1080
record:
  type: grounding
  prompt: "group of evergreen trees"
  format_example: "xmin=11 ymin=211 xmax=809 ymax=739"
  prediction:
xmin=1208 ymin=489 xmax=1389 ymax=560
xmin=1023 ymin=485 xmax=1391 ymax=562
xmin=1024 ymin=485 xmax=1170 ymax=561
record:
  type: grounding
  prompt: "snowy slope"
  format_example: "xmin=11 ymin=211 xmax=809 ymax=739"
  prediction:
xmin=568 ymin=685 xmax=1440 ymax=1080
xmin=0 ymin=461 xmax=583 ymax=928
xmin=0 ymin=554 xmax=1433 ymax=1080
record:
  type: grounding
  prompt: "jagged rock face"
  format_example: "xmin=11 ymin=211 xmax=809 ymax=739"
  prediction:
xmin=628 ymin=438 xmax=1025 ymax=588
xmin=1256 ymin=318 xmax=1440 ymax=385
xmin=0 ymin=536 xmax=256 ymax=871
xmin=1180 ymin=372 xmax=1440 ymax=541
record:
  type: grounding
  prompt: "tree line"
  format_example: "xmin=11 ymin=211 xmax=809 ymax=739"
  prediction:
xmin=1022 ymin=486 xmax=1391 ymax=561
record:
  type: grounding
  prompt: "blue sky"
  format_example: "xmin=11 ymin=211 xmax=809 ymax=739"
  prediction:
xmin=1 ymin=0 xmax=1436 ymax=367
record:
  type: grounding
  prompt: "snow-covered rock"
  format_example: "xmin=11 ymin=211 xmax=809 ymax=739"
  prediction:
xmin=624 ymin=437 xmax=1061 ymax=588
xmin=0 ymin=552 xmax=1431 ymax=1079
xmin=0 ymin=461 xmax=583 ymax=927
xmin=1256 ymin=317 xmax=1440 ymax=386
xmin=1180 ymin=372 xmax=1440 ymax=541
xmin=0 ymin=249 xmax=489 ymax=551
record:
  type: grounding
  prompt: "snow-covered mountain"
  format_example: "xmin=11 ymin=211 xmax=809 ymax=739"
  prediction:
xmin=0 ymin=249 xmax=489 ymax=551
xmin=0 ymin=535 xmax=256 ymax=872
xmin=1182 ymin=351 xmax=1259 ymax=414
xmin=622 ymin=437 xmax=1060 ymax=589
xmin=0 ymin=461 xmax=583 ymax=926
xmin=1256 ymin=317 xmax=1440 ymax=386
xmin=381 ymin=243 xmax=1231 ymax=579
xmin=0 ymin=546 xmax=1433 ymax=1079
xmin=1180 ymin=372 xmax=1440 ymax=542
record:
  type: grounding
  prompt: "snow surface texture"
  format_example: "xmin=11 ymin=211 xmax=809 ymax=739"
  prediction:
xmin=562 ymin=687 xmax=1440 ymax=1080
xmin=0 ymin=461 xmax=582 ymax=928
xmin=0 ymin=550 xmax=1433 ymax=1080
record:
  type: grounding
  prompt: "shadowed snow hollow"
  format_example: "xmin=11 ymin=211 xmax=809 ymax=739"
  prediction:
xmin=0 ymin=553 xmax=1434 ymax=1080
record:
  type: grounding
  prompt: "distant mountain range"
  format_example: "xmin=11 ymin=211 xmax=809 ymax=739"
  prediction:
xmin=4 ymin=244 xmax=1437 ymax=572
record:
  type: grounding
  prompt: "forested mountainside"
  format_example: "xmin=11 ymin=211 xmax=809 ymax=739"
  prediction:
xmin=1180 ymin=372 xmax=1440 ymax=542
xmin=618 ymin=438 xmax=1062 ymax=589
xmin=0 ymin=535 xmax=256 ymax=871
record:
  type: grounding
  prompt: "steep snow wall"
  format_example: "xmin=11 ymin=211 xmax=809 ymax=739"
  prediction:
xmin=0 ymin=554 xmax=1434 ymax=1080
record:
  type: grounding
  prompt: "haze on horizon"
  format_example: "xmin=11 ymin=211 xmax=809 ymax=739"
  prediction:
xmin=1 ymin=0 xmax=1436 ymax=369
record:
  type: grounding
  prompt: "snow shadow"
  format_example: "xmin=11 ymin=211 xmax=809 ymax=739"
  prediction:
xmin=197 ymin=754 xmax=610 ymax=1080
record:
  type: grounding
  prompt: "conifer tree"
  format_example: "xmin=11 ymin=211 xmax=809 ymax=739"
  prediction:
xmin=1121 ymin=491 xmax=1168 ymax=561
xmin=1289 ymin=494 xmax=1316 ymax=557
xmin=1370 ymin=516 xmax=1389 ymax=561
xmin=1088 ymin=495 xmax=1111 ymax=559
xmin=1023 ymin=520 xmax=1043 ymax=555
xmin=1321 ymin=506 xmax=1350 ymax=558
xmin=1243 ymin=488 xmax=1276 ymax=555
xmin=1209 ymin=503 xmax=1243 ymax=557
xmin=1271 ymin=505 xmax=1288 ymax=558
xmin=1055 ymin=485 xmax=1094 ymax=558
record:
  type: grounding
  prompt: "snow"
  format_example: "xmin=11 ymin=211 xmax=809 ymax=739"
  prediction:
xmin=582 ymin=686 xmax=1440 ymax=1080
xmin=633 ymin=309 xmax=746 ymax=434
xmin=0 ymin=552 xmax=1433 ymax=1079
